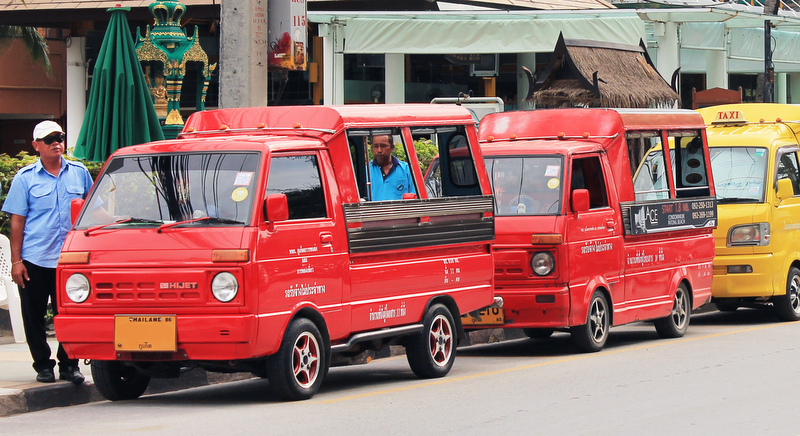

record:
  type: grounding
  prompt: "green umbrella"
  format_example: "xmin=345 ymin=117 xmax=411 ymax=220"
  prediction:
xmin=74 ymin=6 xmax=164 ymax=162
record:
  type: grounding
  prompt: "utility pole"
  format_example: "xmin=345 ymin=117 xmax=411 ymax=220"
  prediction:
xmin=764 ymin=0 xmax=780 ymax=103
xmin=219 ymin=0 xmax=269 ymax=108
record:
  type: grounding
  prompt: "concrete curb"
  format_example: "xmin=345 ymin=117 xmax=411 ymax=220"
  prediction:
xmin=0 ymin=369 xmax=254 ymax=418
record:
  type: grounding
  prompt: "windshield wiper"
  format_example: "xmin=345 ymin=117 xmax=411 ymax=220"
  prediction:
xmin=83 ymin=217 xmax=163 ymax=236
xmin=157 ymin=216 xmax=245 ymax=233
xmin=717 ymin=197 xmax=757 ymax=204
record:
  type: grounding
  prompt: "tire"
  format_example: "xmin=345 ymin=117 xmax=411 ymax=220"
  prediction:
xmin=91 ymin=360 xmax=150 ymax=401
xmin=406 ymin=304 xmax=456 ymax=379
xmin=570 ymin=291 xmax=610 ymax=353
xmin=774 ymin=266 xmax=800 ymax=321
xmin=523 ymin=328 xmax=554 ymax=339
xmin=714 ymin=302 xmax=739 ymax=312
xmin=267 ymin=318 xmax=325 ymax=401
xmin=655 ymin=283 xmax=691 ymax=338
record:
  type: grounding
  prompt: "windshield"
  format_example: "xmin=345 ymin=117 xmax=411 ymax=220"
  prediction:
xmin=485 ymin=156 xmax=563 ymax=216
xmin=77 ymin=152 xmax=260 ymax=229
xmin=709 ymin=147 xmax=768 ymax=203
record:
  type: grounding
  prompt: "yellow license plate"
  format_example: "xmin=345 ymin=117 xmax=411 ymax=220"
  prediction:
xmin=461 ymin=307 xmax=504 ymax=325
xmin=114 ymin=315 xmax=177 ymax=352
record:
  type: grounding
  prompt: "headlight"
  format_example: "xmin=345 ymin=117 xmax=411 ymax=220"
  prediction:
xmin=65 ymin=274 xmax=90 ymax=303
xmin=531 ymin=251 xmax=555 ymax=276
xmin=729 ymin=223 xmax=770 ymax=246
xmin=211 ymin=272 xmax=238 ymax=302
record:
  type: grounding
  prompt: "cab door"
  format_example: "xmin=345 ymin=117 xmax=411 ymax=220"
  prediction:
xmin=566 ymin=155 xmax=625 ymax=323
xmin=771 ymin=146 xmax=800 ymax=293
xmin=256 ymin=151 xmax=349 ymax=339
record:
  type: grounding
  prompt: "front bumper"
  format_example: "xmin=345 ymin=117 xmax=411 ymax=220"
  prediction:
xmin=55 ymin=314 xmax=259 ymax=361
xmin=712 ymin=253 xmax=775 ymax=298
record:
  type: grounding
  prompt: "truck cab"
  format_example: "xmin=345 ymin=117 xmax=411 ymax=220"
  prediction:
xmin=56 ymin=105 xmax=496 ymax=400
xmin=468 ymin=108 xmax=717 ymax=352
xmin=697 ymin=104 xmax=800 ymax=320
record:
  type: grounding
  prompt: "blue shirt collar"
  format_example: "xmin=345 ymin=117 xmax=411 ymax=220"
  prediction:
xmin=33 ymin=157 xmax=67 ymax=176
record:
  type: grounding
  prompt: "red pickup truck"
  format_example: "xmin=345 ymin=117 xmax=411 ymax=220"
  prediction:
xmin=56 ymin=105 xmax=496 ymax=400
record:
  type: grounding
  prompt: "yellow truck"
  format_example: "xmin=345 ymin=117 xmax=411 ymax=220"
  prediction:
xmin=697 ymin=104 xmax=800 ymax=320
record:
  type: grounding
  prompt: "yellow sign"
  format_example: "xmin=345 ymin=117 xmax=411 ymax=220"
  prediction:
xmin=461 ymin=307 xmax=505 ymax=325
xmin=712 ymin=110 xmax=747 ymax=125
xmin=114 ymin=315 xmax=177 ymax=352
xmin=547 ymin=178 xmax=560 ymax=189
xmin=231 ymin=187 xmax=249 ymax=202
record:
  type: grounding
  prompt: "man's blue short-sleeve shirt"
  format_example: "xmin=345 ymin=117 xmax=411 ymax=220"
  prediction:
xmin=1 ymin=158 xmax=93 ymax=268
xmin=369 ymin=156 xmax=415 ymax=201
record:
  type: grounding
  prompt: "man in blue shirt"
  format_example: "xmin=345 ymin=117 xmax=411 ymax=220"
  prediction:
xmin=2 ymin=121 xmax=93 ymax=384
xmin=369 ymin=135 xmax=415 ymax=201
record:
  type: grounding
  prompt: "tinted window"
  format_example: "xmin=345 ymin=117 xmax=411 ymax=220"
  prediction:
xmin=266 ymin=155 xmax=327 ymax=220
xmin=572 ymin=156 xmax=608 ymax=209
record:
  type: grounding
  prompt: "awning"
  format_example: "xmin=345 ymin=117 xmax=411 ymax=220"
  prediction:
xmin=310 ymin=11 xmax=645 ymax=54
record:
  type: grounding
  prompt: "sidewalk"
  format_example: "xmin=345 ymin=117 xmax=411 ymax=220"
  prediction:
xmin=0 ymin=334 xmax=254 ymax=418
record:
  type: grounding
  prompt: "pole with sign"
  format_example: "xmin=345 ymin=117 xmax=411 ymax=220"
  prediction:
xmin=268 ymin=0 xmax=307 ymax=71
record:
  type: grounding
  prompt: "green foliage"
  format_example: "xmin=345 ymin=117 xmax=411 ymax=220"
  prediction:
xmin=0 ymin=152 xmax=104 ymax=237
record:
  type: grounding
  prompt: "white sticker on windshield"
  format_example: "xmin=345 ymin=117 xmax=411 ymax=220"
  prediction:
xmin=544 ymin=165 xmax=560 ymax=177
xmin=748 ymin=185 xmax=761 ymax=195
xmin=234 ymin=172 xmax=254 ymax=186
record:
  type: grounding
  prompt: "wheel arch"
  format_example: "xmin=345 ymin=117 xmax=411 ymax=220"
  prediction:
xmin=423 ymin=295 xmax=465 ymax=342
xmin=569 ymin=279 xmax=614 ymax=327
xmin=289 ymin=306 xmax=331 ymax=352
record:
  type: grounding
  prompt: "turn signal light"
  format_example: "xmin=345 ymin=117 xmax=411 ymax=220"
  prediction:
xmin=59 ymin=252 xmax=90 ymax=264
xmin=531 ymin=234 xmax=563 ymax=245
xmin=211 ymin=249 xmax=249 ymax=262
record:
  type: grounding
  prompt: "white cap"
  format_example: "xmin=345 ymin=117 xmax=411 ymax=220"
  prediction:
xmin=33 ymin=120 xmax=64 ymax=141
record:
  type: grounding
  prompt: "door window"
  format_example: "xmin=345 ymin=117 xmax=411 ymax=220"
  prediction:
xmin=266 ymin=154 xmax=327 ymax=220
xmin=571 ymin=156 xmax=608 ymax=209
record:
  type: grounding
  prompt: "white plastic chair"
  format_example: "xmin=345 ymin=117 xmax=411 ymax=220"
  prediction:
xmin=0 ymin=234 xmax=26 ymax=343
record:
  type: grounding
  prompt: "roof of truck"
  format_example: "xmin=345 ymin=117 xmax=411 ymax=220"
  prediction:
xmin=478 ymin=108 xmax=705 ymax=146
xmin=180 ymin=104 xmax=477 ymax=140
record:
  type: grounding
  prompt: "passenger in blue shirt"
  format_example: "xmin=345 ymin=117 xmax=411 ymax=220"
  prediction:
xmin=1 ymin=121 xmax=93 ymax=385
xmin=368 ymin=135 xmax=415 ymax=201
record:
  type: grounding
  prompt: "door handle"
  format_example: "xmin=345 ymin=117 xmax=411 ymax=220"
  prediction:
xmin=606 ymin=220 xmax=616 ymax=230
xmin=320 ymin=232 xmax=333 ymax=245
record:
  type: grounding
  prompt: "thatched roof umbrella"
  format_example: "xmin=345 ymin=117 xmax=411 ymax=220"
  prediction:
xmin=526 ymin=33 xmax=680 ymax=108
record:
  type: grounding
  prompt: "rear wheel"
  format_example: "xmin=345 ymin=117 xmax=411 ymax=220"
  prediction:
xmin=774 ymin=267 xmax=800 ymax=321
xmin=523 ymin=328 xmax=554 ymax=339
xmin=267 ymin=318 xmax=325 ymax=401
xmin=407 ymin=304 xmax=456 ymax=378
xmin=91 ymin=361 xmax=150 ymax=401
xmin=655 ymin=283 xmax=691 ymax=338
xmin=570 ymin=291 xmax=609 ymax=353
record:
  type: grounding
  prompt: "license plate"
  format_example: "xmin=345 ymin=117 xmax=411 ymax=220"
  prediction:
xmin=114 ymin=315 xmax=177 ymax=352
xmin=461 ymin=307 xmax=504 ymax=325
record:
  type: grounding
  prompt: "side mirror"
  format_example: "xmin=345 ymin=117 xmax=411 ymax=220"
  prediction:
xmin=265 ymin=194 xmax=289 ymax=222
xmin=572 ymin=189 xmax=590 ymax=213
xmin=776 ymin=178 xmax=795 ymax=201
xmin=70 ymin=199 xmax=85 ymax=226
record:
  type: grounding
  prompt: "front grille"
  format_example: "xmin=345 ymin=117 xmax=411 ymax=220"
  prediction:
xmin=94 ymin=281 xmax=203 ymax=303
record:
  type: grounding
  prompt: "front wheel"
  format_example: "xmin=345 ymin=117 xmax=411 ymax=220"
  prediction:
xmin=654 ymin=283 xmax=691 ymax=338
xmin=407 ymin=304 xmax=456 ymax=378
xmin=774 ymin=267 xmax=800 ymax=321
xmin=267 ymin=318 xmax=326 ymax=401
xmin=91 ymin=360 xmax=150 ymax=401
xmin=570 ymin=291 xmax=609 ymax=353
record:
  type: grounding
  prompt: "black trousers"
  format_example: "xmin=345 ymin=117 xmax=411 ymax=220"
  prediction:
xmin=18 ymin=261 xmax=78 ymax=373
